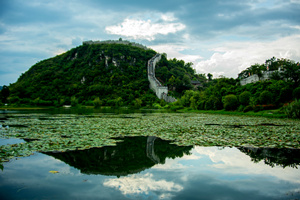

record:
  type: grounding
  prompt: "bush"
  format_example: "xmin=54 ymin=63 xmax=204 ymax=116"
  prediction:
xmin=239 ymin=91 xmax=251 ymax=105
xmin=205 ymin=95 xmax=222 ymax=110
xmin=152 ymin=103 xmax=162 ymax=109
xmin=259 ymin=90 xmax=273 ymax=104
xmin=253 ymin=105 xmax=263 ymax=112
xmin=71 ymin=96 xmax=78 ymax=107
xmin=223 ymin=94 xmax=239 ymax=111
xmin=293 ymin=87 xmax=300 ymax=100
xmin=134 ymin=98 xmax=142 ymax=108
xmin=170 ymin=105 xmax=184 ymax=111
xmin=243 ymin=105 xmax=253 ymax=112
xmin=237 ymin=105 xmax=245 ymax=112
xmin=93 ymin=97 xmax=102 ymax=108
xmin=284 ymin=99 xmax=300 ymax=119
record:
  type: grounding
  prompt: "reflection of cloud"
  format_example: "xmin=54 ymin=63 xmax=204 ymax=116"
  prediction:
xmin=192 ymin=146 xmax=300 ymax=184
xmin=103 ymin=173 xmax=183 ymax=199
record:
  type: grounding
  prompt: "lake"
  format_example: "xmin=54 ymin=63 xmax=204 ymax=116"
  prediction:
xmin=0 ymin=108 xmax=300 ymax=199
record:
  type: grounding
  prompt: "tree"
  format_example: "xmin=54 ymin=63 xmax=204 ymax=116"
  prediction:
xmin=239 ymin=91 xmax=251 ymax=106
xmin=259 ymin=90 xmax=273 ymax=104
xmin=0 ymin=86 xmax=10 ymax=103
xmin=207 ymin=73 xmax=213 ymax=81
xmin=281 ymin=61 xmax=300 ymax=86
xmin=134 ymin=98 xmax=142 ymax=108
xmin=223 ymin=94 xmax=239 ymax=111
xmin=93 ymin=97 xmax=102 ymax=108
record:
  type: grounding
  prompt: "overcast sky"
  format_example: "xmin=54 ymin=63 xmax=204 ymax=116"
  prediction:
xmin=1 ymin=0 xmax=300 ymax=85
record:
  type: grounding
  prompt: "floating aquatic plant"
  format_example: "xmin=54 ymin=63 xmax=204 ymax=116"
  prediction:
xmin=0 ymin=113 xmax=299 ymax=161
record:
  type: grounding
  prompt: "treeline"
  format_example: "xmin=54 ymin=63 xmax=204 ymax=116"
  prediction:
xmin=1 ymin=43 xmax=199 ymax=108
xmin=169 ymin=57 xmax=300 ymax=118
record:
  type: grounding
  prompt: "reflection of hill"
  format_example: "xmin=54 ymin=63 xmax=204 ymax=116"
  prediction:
xmin=238 ymin=147 xmax=300 ymax=168
xmin=45 ymin=136 xmax=192 ymax=176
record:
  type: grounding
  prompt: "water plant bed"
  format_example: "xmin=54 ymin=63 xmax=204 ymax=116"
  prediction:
xmin=0 ymin=112 xmax=299 ymax=162
xmin=0 ymin=137 xmax=300 ymax=200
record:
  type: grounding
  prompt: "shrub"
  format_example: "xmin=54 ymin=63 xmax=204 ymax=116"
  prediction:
xmin=205 ymin=95 xmax=222 ymax=110
xmin=293 ymin=87 xmax=300 ymax=100
xmin=284 ymin=99 xmax=300 ymax=119
xmin=71 ymin=96 xmax=78 ymax=107
xmin=152 ymin=103 xmax=162 ymax=109
xmin=237 ymin=105 xmax=245 ymax=112
xmin=253 ymin=105 xmax=263 ymax=112
xmin=243 ymin=105 xmax=253 ymax=112
xmin=223 ymin=94 xmax=239 ymax=111
xmin=93 ymin=97 xmax=102 ymax=108
xmin=259 ymin=90 xmax=273 ymax=104
xmin=239 ymin=91 xmax=251 ymax=105
xmin=134 ymin=98 xmax=142 ymax=108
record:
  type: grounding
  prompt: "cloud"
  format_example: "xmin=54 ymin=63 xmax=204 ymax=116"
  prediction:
xmin=194 ymin=34 xmax=300 ymax=78
xmin=150 ymin=44 xmax=203 ymax=63
xmin=105 ymin=13 xmax=186 ymax=41
xmin=192 ymin=146 xmax=300 ymax=184
xmin=103 ymin=173 xmax=183 ymax=199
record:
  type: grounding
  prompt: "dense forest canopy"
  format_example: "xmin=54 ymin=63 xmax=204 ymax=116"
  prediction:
xmin=0 ymin=40 xmax=299 ymax=117
xmin=177 ymin=57 xmax=300 ymax=116
xmin=2 ymin=42 xmax=199 ymax=107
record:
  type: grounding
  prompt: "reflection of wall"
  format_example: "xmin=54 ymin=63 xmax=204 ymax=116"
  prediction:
xmin=238 ymin=147 xmax=300 ymax=168
xmin=45 ymin=136 xmax=192 ymax=176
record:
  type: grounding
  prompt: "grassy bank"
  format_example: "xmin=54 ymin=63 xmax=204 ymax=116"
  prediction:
xmin=176 ymin=108 xmax=288 ymax=118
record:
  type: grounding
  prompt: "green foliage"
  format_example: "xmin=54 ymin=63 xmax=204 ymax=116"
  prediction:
xmin=8 ymin=43 xmax=158 ymax=107
xmin=205 ymin=95 xmax=222 ymax=110
xmin=259 ymin=90 xmax=273 ymax=104
xmin=223 ymin=94 xmax=239 ymax=111
xmin=155 ymin=55 xmax=198 ymax=95
xmin=293 ymin=87 xmax=300 ymax=100
xmin=243 ymin=105 xmax=253 ymax=112
xmin=239 ymin=91 xmax=251 ymax=106
xmin=71 ymin=96 xmax=78 ymax=107
xmin=284 ymin=99 xmax=300 ymax=119
xmin=134 ymin=98 xmax=142 ymax=108
xmin=0 ymin=86 xmax=9 ymax=103
xmin=93 ymin=97 xmax=102 ymax=108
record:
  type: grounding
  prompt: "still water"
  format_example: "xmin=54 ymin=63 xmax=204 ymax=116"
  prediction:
xmin=0 ymin=136 xmax=300 ymax=200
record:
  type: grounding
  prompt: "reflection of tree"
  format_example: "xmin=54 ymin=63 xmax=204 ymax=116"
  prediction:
xmin=238 ymin=147 xmax=300 ymax=168
xmin=45 ymin=136 xmax=192 ymax=176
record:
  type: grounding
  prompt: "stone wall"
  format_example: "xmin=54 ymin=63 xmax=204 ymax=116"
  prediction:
xmin=240 ymin=71 xmax=275 ymax=86
xmin=83 ymin=40 xmax=149 ymax=50
xmin=148 ymin=54 xmax=176 ymax=103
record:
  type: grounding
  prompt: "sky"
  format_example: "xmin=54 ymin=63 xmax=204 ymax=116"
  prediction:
xmin=0 ymin=0 xmax=300 ymax=86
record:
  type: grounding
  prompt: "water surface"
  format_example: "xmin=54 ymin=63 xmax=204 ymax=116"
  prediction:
xmin=0 ymin=136 xmax=299 ymax=200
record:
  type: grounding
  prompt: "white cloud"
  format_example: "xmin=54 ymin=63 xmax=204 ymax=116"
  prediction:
xmin=194 ymin=34 xmax=300 ymax=78
xmin=150 ymin=44 xmax=203 ymax=64
xmin=103 ymin=173 xmax=183 ymax=199
xmin=105 ymin=14 xmax=186 ymax=41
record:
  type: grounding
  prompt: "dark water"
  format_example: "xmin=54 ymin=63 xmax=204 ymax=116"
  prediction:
xmin=0 ymin=136 xmax=300 ymax=200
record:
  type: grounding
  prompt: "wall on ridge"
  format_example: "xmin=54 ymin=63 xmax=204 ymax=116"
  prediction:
xmin=83 ymin=40 xmax=148 ymax=50
xmin=148 ymin=54 xmax=176 ymax=103
xmin=240 ymin=71 xmax=276 ymax=85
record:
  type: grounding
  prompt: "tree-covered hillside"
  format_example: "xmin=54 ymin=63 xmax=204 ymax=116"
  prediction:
xmin=6 ymin=42 xmax=199 ymax=107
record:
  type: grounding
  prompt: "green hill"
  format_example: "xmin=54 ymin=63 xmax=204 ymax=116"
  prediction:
xmin=7 ymin=41 xmax=199 ymax=107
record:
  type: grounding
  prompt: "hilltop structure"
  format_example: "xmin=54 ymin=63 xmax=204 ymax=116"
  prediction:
xmin=82 ymin=39 xmax=149 ymax=50
xmin=239 ymin=68 xmax=284 ymax=86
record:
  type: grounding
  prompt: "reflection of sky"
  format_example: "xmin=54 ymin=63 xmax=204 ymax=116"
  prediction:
xmin=0 ymin=147 xmax=300 ymax=200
